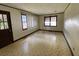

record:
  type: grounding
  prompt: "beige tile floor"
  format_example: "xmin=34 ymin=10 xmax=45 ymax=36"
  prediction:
xmin=0 ymin=31 xmax=71 ymax=56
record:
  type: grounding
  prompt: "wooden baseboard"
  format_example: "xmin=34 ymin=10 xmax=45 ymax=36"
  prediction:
xmin=14 ymin=29 xmax=63 ymax=43
xmin=39 ymin=29 xmax=62 ymax=32
xmin=1 ymin=29 xmax=74 ymax=56
xmin=0 ymin=29 xmax=40 ymax=49
xmin=14 ymin=29 xmax=40 ymax=42
xmin=62 ymin=32 xmax=74 ymax=56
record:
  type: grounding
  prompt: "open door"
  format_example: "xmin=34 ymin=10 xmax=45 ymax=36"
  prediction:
xmin=0 ymin=10 xmax=13 ymax=48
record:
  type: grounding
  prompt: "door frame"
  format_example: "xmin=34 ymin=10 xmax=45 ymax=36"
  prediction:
xmin=0 ymin=10 xmax=14 ymax=48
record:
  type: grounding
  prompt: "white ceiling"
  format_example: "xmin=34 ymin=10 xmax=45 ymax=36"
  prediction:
xmin=2 ymin=3 xmax=68 ymax=15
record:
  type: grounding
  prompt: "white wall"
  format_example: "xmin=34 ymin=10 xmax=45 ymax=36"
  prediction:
xmin=64 ymin=3 xmax=79 ymax=55
xmin=0 ymin=5 xmax=39 ymax=41
xmin=39 ymin=13 xmax=64 ymax=31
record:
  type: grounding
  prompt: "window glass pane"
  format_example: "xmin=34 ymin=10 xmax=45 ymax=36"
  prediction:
xmin=23 ymin=23 xmax=27 ymax=29
xmin=0 ymin=14 xmax=3 ymax=22
xmin=21 ymin=15 xmax=27 ymax=29
xmin=22 ymin=15 xmax=26 ymax=22
xmin=0 ymin=22 xmax=4 ymax=30
xmin=51 ymin=17 xmax=56 ymax=26
xmin=45 ymin=17 xmax=50 ymax=26
xmin=4 ymin=22 xmax=9 ymax=29
xmin=3 ymin=14 xmax=7 ymax=21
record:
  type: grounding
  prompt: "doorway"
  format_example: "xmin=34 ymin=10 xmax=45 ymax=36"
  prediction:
xmin=0 ymin=10 xmax=13 ymax=48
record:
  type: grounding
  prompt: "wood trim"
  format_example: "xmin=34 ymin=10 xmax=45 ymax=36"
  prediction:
xmin=64 ymin=3 xmax=71 ymax=12
xmin=0 ymin=28 xmax=74 ymax=56
xmin=0 ymin=4 xmax=38 ymax=16
xmin=0 ymin=4 xmax=65 ymax=16
xmin=14 ymin=29 xmax=63 ymax=44
xmin=14 ymin=29 xmax=40 ymax=42
xmin=62 ymin=32 xmax=74 ymax=56
xmin=44 ymin=16 xmax=57 ymax=27
xmin=0 ymin=10 xmax=14 ymax=49
xmin=40 ymin=29 xmax=74 ymax=56
xmin=0 ymin=29 xmax=40 ymax=49
xmin=39 ymin=12 xmax=64 ymax=16
xmin=39 ymin=29 xmax=62 ymax=32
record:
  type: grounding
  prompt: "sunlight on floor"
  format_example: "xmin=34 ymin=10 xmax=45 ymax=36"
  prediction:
xmin=0 ymin=31 xmax=71 ymax=56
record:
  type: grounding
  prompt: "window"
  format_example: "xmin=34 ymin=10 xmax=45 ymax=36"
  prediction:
xmin=44 ymin=16 xmax=57 ymax=27
xmin=44 ymin=17 xmax=50 ymax=26
xmin=0 ymin=14 xmax=9 ymax=30
xmin=51 ymin=17 xmax=56 ymax=26
xmin=21 ymin=14 xmax=27 ymax=30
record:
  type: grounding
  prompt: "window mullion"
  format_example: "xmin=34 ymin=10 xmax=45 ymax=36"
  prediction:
xmin=2 ymin=14 xmax=5 ymax=29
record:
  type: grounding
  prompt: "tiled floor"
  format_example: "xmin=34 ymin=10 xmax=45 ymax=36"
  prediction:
xmin=0 ymin=31 xmax=71 ymax=56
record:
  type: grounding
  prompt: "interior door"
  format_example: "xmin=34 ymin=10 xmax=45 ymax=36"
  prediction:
xmin=0 ymin=10 xmax=13 ymax=48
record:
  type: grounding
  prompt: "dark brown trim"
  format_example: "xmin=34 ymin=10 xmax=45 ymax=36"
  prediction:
xmin=0 ymin=4 xmax=64 ymax=16
xmin=40 ymin=29 xmax=74 ymax=56
xmin=14 ymin=29 xmax=63 ymax=43
xmin=44 ymin=16 xmax=57 ymax=27
xmin=64 ymin=3 xmax=71 ymax=12
xmin=0 ymin=29 xmax=40 ymax=49
xmin=21 ymin=14 xmax=28 ymax=30
xmin=39 ymin=12 xmax=64 ymax=16
xmin=39 ymin=29 xmax=62 ymax=32
xmin=0 ymin=4 xmax=38 ymax=16
xmin=0 ymin=10 xmax=14 ymax=49
xmin=15 ymin=29 xmax=61 ymax=43
xmin=0 ymin=27 xmax=74 ymax=56
xmin=14 ymin=29 xmax=40 ymax=42
xmin=62 ymin=32 xmax=74 ymax=56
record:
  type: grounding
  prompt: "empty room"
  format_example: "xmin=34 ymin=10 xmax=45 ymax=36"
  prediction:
xmin=0 ymin=3 xmax=79 ymax=56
